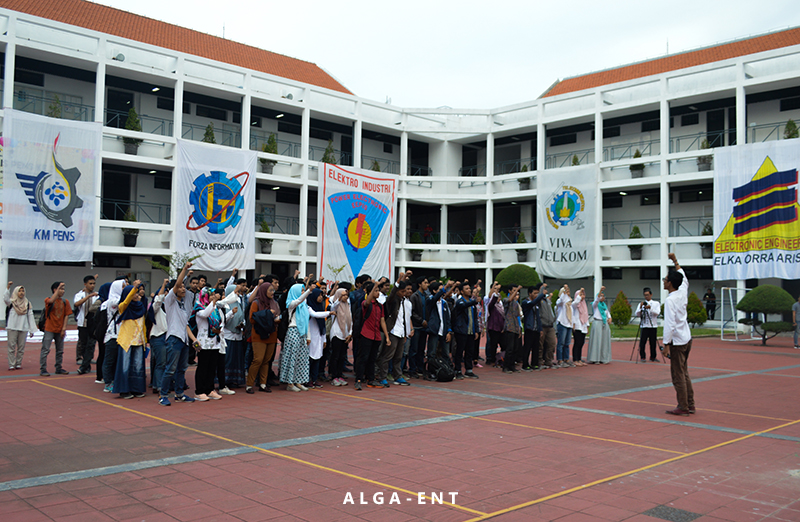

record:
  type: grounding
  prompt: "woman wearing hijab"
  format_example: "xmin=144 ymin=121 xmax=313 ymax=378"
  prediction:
xmin=222 ymin=284 xmax=246 ymax=391
xmin=280 ymin=281 xmax=313 ymax=392
xmin=306 ymin=288 xmax=333 ymax=389
xmin=328 ymin=288 xmax=352 ymax=386
xmin=94 ymin=282 xmax=112 ymax=384
xmin=4 ymin=281 xmax=36 ymax=370
xmin=571 ymin=288 xmax=589 ymax=366
xmin=192 ymin=288 xmax=232 ymax=401
xmin=114 ymin=284 xmax=148 ymax=398
xmin=586 ymin=286 xmax=612 ymax=364
xmin=247 ymin=281 xmax=281 ymax=394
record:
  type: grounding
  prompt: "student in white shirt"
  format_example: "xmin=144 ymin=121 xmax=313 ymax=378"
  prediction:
xmin=635 ymin=287 xmax=661 ymax=362
xmin=74 ymin=275 xmax=98 ymax=373
xmin=662 ymin=253 xmax=694 ymax=416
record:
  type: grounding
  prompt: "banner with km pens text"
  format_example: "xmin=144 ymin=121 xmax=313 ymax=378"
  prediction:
xmin=713 ymin=140 xmax=800 ymax=280
xmin=2 ymin=109 xmax=99 ymax=261
xmin=318 ymin=163 xmax=398 ymax=282
xmin=536 ymin=165 xmax=597 ymax=279
xmin=175 ymin=140 xmax=256 ymax=271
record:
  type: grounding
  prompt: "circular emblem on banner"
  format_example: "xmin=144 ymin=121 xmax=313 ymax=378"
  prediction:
xmin=549 ymin=188 xmax=584 ymax=228
xmin=186 ymin=171 xmax=249 ymax=234
xmin=345 ymin=214 xmax=372 ymax=251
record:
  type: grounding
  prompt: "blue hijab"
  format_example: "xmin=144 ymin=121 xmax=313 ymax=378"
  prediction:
xmin=97 ymin=282 xmax=112 ymax=303
xmin=288 ymin=283 xmax=309 ymax=337
xmin=117 ymin=285 xmax=147 ymax=323
xmin=307 ymin=288 xmax=326 ymax=335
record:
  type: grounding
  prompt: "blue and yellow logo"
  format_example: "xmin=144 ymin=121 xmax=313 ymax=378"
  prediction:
xmin=547 ymin=186 xmax=585 ymax=229
xmin=328 ymin=192 xmax=389 ymax=276
xmin=186 ymin=170 xmax=249 ymax=234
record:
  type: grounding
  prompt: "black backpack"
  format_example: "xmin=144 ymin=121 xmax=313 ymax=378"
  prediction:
xmin=277 ymin=307 xmax=291 ymax=342
xmin=37 ymin=301 xmax=53 ymax=331
xmin=427 ymin=354 xmax=455 ymax=382
xmin=252 ymin=308 xmax=275 ymax=338
xmin=93 ymin=308 xmax=116 ymax=342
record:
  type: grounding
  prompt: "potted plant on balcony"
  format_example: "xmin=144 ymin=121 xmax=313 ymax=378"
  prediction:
xmin=409 ymin=231 xmax=423 ymax=262
xmin=259 ymin=220 xmax=273 ymax=254
xmin=260 ymin=133 xmax=278 ymax=173
xmin=628 ymin=225 xmax=643 ymax=260
xmin=630 ymin=149 xmax=645 ymax=178
xmin=516 ymin=231 xmax=528 ymax=262
xmin=518 ymin=164 xmax=531 ymax=190
xmin=471 ymin=228 xmax=486 ymax=263
xmin=785 ymin=119 xmax=799 ymax=139
xmin=202 ymin=122 xmax=216 ymax=144
xmin=700 ymin=221 xmax=713 ymax=259
xmin=571 ymin=154 xmax=580 ymax=166
xmin=321 ymin=139 xmax=337 ymax=164
xmin=46 ymin=94 xmax=62 ymax=119
xmin=123 ymin=107 xmax=144 ymax=155
xmin=370 ymin=159 xmax=381 ymax=172
xmin=121 ymin=207 xmax=139 ymax=248
xmin=697 ymin=139 xmax=712 ymax=171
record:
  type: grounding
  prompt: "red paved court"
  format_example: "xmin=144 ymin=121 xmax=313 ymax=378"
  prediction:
xmin=2 ymin=333 xmax=800 ymax=521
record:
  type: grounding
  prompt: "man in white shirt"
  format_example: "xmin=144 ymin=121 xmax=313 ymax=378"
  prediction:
xmin=635 ymin=287 xmax=661 ymax=362
xmin=74 ymin=274 xmax=98 ymax=374
xmin=377 ymin=278 xmax=414 ymax=386
xmin=555 ymin=286 xmax=574 ymax=368
xmin=662 ymin=253 xmax=694 ymax=416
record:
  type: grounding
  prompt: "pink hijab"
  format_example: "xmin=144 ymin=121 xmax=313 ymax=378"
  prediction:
xmin=577 ymin=293 xmax=589 ymax=325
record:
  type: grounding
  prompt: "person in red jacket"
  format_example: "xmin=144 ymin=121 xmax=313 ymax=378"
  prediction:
xmin=40 ymin=281 xmax=72 ymax=376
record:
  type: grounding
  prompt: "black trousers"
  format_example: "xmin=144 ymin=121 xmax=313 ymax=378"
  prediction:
xmin=355 ymin=335 xmax=381 ymax=382
xmin=329 ymin=336 xmax=348 ymax=379
xmin=639 ymin=327 xmax=658 ymax=360
xmin=485 ymin=329 xmax=503 ymax=364
xmin=572 ymin=330 xmax=586 ymax=362
xmin=522 ymin=330 xmax=540 ymax=369
xmin=454 ymin=333 xmax=475 ymax=373
xmin=502 ymin=331 xmax=521 ymax=370
xmin=195 ymin=349 xmax=223 ymax=395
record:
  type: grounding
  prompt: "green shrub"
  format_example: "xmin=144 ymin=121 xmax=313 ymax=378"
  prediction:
xmin=202 ymin=122 xmax=216 ymax=144
xmin=609 ymin=291 xmax=632 ymax=327
xmin=495 ymin=264 xmax=540 ymax=289
xmin=321 ymin=139 xmax=337 ymax=164
xmin=687 ymin=291 xmax=707 ymax=327
xmin=736 ymin=285 xmax=796 ymax=345
xmin=785 ymin=119 xmax=799 ymax=139
xmin=123 ymin=107 xmax=143 ymax=146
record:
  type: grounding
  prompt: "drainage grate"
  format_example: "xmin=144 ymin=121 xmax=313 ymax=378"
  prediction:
xmin=643 ymin=505 xmax=703 ymax=522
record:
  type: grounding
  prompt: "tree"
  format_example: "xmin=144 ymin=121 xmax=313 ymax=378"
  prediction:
xmin=370 ymin=159 xmax=381 ymax=171
xmin=495 ymin=264 xmax=541 ymax=289
xmin=687 ymin=292 xmax=708 ymax=327
xmin=321 ymin=139 xmax=337 ymax=164
xmin=146 ymin=253 xmax=202 ymax=279
xmin=784 ymin=119 xmax=799 ymax=139
xmin=123 ymin=107 xmax=144 ymax=147
xmin=46 ymin=94 xmax=62 ymax=118
xmin=736 ymin=285 xmax=795 ymax=345
xmin=609 ymin=291 xmax=632 ymax=327
xmin=202 ymin=122 xmax=216 ymax=144
xmin=571 ymin=154 xmax=579 ymax=166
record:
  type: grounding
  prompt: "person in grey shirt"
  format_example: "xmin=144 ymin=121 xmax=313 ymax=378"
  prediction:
xmin=159 ymin=262 xmax=196 ymax=406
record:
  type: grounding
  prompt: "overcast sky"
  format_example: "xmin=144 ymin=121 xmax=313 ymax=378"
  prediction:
xmin=93 ymin=0 xmax=800 ymax=109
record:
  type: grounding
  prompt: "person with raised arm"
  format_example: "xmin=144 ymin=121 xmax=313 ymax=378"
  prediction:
xmin=158 ymin=261 xmax=197 ymax=406
xmin=663 ymin=253 xmax=694 ymax=416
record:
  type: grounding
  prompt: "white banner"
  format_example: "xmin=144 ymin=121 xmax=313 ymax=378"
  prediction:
xmin=318 ymin=163 xmax=398 ymax=282
xmin=2 ymin=110 xmax=99 ymax=261
xmin=175 ymin=140 xmax=256 ymax=271
xmin=536 ymin=165 xmax=597 ymax=279
xmin=713 ymin=140 xmax=800 ymax=280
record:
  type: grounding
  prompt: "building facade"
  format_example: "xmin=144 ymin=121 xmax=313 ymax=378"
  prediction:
xmin=1 ymin=1 xmax=800 ymax=309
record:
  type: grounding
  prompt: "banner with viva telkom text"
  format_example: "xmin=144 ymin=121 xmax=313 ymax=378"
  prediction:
xmin=318 ymin=163 xmax=398 ymax=282
xmin=536 ymin=165 xmax=597 ymax=279
xmin=713 ymin=140 xmax=800 ymax=280
xmin=3 ymin=109 xmax=99 ymax=261
xmin=175 ymin=139 xmax=256 ymax=271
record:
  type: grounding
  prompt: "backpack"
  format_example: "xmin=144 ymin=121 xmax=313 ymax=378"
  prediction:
xmin=37 ymin=301 xmax=53 ymax=331
xmin=427 ymin=354 xmax=455 ymax=382
xmin=85 ymin=299 xmax=102 ymax=339
xmin=277 ymin=307 xmax=291 ymax=343
xmin=93 ymin=308 xmax=116 ymax=342
xmin=252 ymin=308 xmax=275 ymax=338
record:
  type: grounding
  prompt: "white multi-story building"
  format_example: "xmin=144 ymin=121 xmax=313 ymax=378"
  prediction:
xmin=1 ymin=0 xmax=800 ymax=309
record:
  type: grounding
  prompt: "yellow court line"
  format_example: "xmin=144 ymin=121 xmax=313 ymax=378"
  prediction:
xmin=602 ymin=396 xmax=794 ymax=422
xmin=458 ymin=416 xmax=800 ymax=522
xmin=32 ymin=380 xmax=486 ymax=517
xmin=319 ymin=390 xmax=684 ymax=455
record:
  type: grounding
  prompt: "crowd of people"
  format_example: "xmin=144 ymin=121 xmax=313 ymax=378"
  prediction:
xmin=2 ymin=253 xmax=697 ymax=417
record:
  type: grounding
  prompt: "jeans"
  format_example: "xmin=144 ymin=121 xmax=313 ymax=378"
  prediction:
xmin=556 ymin=323 xmax=572 ymax=361
xmin=103 ymin=339 xmax=119 ymax=384
xmin=40 ymin=331 xmax=65 ymax=373
xmin=794 ymin=323 xmax=800 ymax=347
xmin=426 ymin=333 xmax=449 ymax=358
xmin=149 ymin=334 xmax=167 ymax=391
xmin=161 ymin=336 xmax=190 ymax=398
xmin=453 ymin=333 xmax=475 ymax=373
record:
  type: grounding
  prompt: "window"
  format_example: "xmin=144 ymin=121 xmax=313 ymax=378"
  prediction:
xmin=44 ymin=261 xmax=86 ymax=267
xmin=681 ymin=113 xmax=699 ymax=126
xmin=93 ymin=255 xmax=131 ymax=268
xmin=15 ymin=69 xmax=45 ymax=86
xmin=196 ymin=105 xmax=227 ymax=121
xmin=8 ymin=259 xmax=36 ymax=265
xmin=310 ymin=128 xmax=332 ymax=141
xmin=641 ymin=192 xmax=660 ymax=206
xmin=603 ymin=194 xmax=623 ymax=208
xmin=278 ymin=121 xmax=301 ymax=136
xmin=640 ymin=267 xmax=660 ymax=280
xmin=154 ymin=174 xmax=171 ymax=190
xmin=679 ymin=190 xmax=713 ymax=203
xmin=156 ymin=97 xmax=174 ymax=110
xmin=550 ymin=134 xmax=577 ymax=147
xmin=641 ymin=120 xmax=659 ymax=132
xmin=602 ymin=268 xmax=623 ymax=280
xmin=183 ymin=101 xmax=191 ymax=114
xmin=251 ymin=116 xmax=262 ymax=128
xmin=383 ymin=143 xmax=393 ymax=154
xmin=780 ymin=97 xmax=800 ymax=112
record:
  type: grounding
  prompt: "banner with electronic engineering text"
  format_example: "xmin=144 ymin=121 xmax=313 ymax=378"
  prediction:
xmin=318 ymin=163 xmax=398 ymax=282
xmin=175 ymin=139 xmax=257 ymax=271
xmin=2 ymin=109 xmax=100 ymax=262
xmin=713 ymin=140 xmax=800 ymax=280
xmin=536 ymin=165 xmax=597 ymax=279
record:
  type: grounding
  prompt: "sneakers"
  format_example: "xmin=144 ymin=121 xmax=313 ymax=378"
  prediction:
xmin=175 ymin=395 xmax=196 ymax=402
xmin=77 ymin=369 xmax=88 ymax=375
xmin=120 ymin=393 xmax=134 ymax=399
xmin=8 ymin=366 xmax=14 ymax=371
xmin=55 ymin=369 xmax=69 ymax=375
xmin=297 ymin=383 xmax=309 ymax=391
xmin=354 ymin=381 xmax=362 ymax=391
xmin=380 ymin=379 xmax=390 ymax=388
xmin=133 ymin=393 xmax=146 ymax=398
xmin=218 ymin=387 xmax=236 ymax=395
xmin=503 ymin=369 xmax=514 ymax=374
xmin=312 ymin=382 xmax=323 ymax=389
xmin=333 ymin=378 xmax=346 ymax=386
xmin=40 ymin=371 xmax=50 ymax=377
xmin=394 ymin=377 xmax=410 ymax=386
xmin=455 ymin=372 xmax=465 ymax=380
xmin=94 ymin=379 xmax=104 ymax=384
xmin=158 ymin=397 xmax=171 ymax=406
xmin=15 ymin=365 xmax=22 ymax=370
xmin=665 ymin=408 xmax=690 ymax=417
xmin=103 ymin=383 xmax=113 ymax=393
xmin=195 ymin=394 xmax=210 ymax=402
xmin=522 ymin=367 xmax=533 ymax=372
xmin=208 ymin=390 xmax=222 ymax=400
xmin=286 ymin=384 xmax=301 ymax=392
xmin=465 ymin=371 xmax=479 ymax=379
xmin=366 ymin=380 xmax=382 ymax=388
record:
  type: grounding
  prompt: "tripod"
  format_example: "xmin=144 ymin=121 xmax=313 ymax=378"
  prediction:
xmin=629 ymin=314 xmax=666 ymax=364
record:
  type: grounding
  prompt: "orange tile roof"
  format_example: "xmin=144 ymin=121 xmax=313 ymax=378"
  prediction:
xmin=542 ymin=27 xmax=800 ymax=98
xmin=0 ymin=0 xmax=352 ymax=95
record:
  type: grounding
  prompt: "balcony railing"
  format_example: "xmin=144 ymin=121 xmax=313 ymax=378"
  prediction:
xmin=447 ymin=231 xmax=482 ymax=245
xmin=101 ymin=199 xmax=171 ymax=225
xmin=669 ymin=131 xmax=730 ymax=153
xmin=309 ymin=146 xmax=352 ymax=166
xmin=14 ymin=92 xmax=94 ymax=121
xmin=603 ymin=215 xmax=709 ymax=240
xmin=494 ymin=226 xmax=537 ymax=244
xmin=406 ymin=228 xmax=440 ymax=244
xmin=182 ymin=122 xmax=241 ymax=148
xmin=362 ymin=155 xmax=401 ymax=174
xmin=603 ymin=139 xmax=660 ymax=162
xmin=459 ymin=164 xmax=486 ymax=177
xmin=747 ymin=121 xmax=797 ymax=143
xmin=545 ymin=147 xmax=594 ymax=169
xmin=495 ymin=157 xmax=536 ymax=174
xmin=105 ymin=109 xmax=171 ymax=136
xmin=408 ymin=164 xmax=432 ymax=176
xmin=249 ymin=134 xmax=302 ymax=158
xmin=255 ymin=213 xmax=317 ymax=236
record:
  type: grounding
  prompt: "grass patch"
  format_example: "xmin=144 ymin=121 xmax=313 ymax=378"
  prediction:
xmin=597 ymin=324 xmax=719 ymax=338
